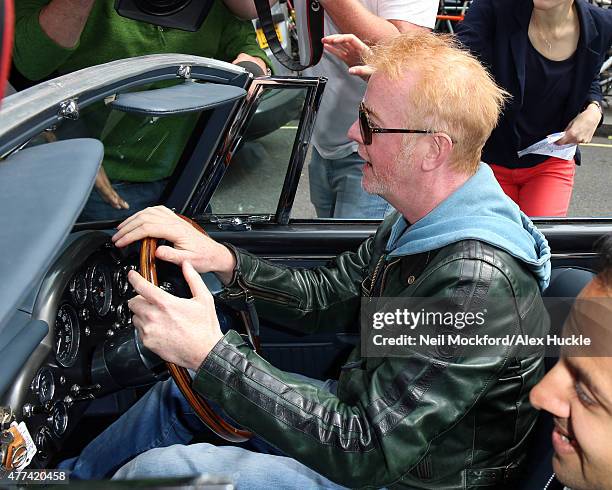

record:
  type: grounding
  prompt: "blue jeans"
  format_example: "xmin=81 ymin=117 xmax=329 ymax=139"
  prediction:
xmin=59 ymin=377 xmax=343 ymax=489
xmin=78 ymin=179 xmax=168 ymax=222
xmin=113 ymin=441 xmax=346 ymax=489
xmin=58 ymin=378 xmax=202 ymax=479
xmin=308 ymin=148 xmax=393 ymax=218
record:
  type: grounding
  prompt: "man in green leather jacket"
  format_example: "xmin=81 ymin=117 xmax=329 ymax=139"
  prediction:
xmin=74 ymin=33 xmax=552 ymax=488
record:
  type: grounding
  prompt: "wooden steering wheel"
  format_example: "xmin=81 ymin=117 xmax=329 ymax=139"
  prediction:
xmin=139 ymin=214 xmax=252 ymax=442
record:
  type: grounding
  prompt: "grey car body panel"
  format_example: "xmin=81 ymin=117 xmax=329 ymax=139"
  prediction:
xmin=0 ymin=54 xmax=245 ymax=135
xmin=0 ymin=139 xmax=103 ymax=335
xmin=0 ymin=313 xmax=48 ymax=397
xmin=0 ymin=54 xmax=249 ymax=157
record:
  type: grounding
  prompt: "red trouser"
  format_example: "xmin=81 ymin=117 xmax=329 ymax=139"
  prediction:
xmin=489 ymin=157 xmax=576 ymax=217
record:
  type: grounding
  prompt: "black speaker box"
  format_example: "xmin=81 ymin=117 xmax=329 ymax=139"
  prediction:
xmin=115 ymin=0 xmax=214 ymax=32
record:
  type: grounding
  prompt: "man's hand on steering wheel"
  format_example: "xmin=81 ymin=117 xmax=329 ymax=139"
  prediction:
xmin=127 ymin=261 xmax=223 ymax=371
xmin=113 ymin=206 xmax=254 ymax=441
xmin=112 ymin=206 xmax=236 ymax=284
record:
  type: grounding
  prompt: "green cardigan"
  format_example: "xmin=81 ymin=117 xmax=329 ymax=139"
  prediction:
xmin=14 ymin=1 xmax=270 ymax=182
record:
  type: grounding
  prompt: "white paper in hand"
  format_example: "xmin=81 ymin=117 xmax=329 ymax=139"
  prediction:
xmin=517 ymin=132 xmax=577 ymax=161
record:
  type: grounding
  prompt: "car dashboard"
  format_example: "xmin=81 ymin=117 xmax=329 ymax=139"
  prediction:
xmin=2 ymin=231 xmax=145 ymax=467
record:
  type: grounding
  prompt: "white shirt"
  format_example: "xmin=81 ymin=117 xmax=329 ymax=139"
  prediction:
xmin=306 ymin=0 xmax=438 ymax=160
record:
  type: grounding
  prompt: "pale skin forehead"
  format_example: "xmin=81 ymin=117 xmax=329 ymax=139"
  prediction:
xmin=364 ymin=70 xmax=418 ymax=123
xmin=564 ymin=279 xmax=612 ymax=340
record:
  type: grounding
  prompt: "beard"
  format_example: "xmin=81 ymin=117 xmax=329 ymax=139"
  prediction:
xmin=362 ymin=164 xmax=391 ymax=196
xmin=362 ymin=139 xmax=416 ymax=197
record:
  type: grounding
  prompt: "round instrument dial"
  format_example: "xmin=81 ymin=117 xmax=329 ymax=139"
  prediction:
xmin=55 ymin=304 xmax=80 ymax=368
xmin=114 ymin=266 xmax=131 ymax=297
xmin=69 ymin=273 xmax=88 ymax=305
xmin=116 ymin=302 xmax=132 ymax=327
xmin=49 ymin=401 xmax=69 ymax=438
xmin=34 ymin=427 xmax=52 ymax=460
xmin=31 ymin=368 xmax=55 ymax=405
xmin=89 ymin=263 xmax=112 ymax=317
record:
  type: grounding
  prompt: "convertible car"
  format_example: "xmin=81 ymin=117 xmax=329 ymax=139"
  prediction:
xmin=0 ymin=52 xmax=610 ymax=489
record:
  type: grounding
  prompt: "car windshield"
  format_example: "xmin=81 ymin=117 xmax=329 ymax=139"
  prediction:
xmin=13 ymin=79 xmax=307 ymax=224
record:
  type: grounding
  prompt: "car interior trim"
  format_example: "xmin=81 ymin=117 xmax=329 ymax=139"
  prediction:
xmin=109 ymin=81 xmax=247 ymax=116
xmin=0 ymin=318 xmax=48 ymax=398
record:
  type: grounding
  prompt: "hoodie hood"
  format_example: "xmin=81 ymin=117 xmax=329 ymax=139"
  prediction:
xmin=386 ymin=163 xmax=551 ymax=291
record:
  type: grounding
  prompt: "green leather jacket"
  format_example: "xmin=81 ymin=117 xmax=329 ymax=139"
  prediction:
xmin=193 ymin=215 xmax=548 ymax=489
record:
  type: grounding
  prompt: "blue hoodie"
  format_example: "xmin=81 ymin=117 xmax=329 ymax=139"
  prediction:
xmin=386 ymin=163 xmax=551 ymax=291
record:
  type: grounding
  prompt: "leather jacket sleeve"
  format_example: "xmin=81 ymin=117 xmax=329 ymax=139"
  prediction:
xmin=219 ymin=236 xmax=375 ymax=334
xmin=194 ymin=253 xmax=543 ymax=488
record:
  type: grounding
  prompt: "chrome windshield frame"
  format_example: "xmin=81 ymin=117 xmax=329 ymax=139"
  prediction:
xmin=0 ymin=54 xmax=251 ymax=157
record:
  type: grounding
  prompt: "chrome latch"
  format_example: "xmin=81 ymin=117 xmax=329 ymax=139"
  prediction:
xmin=58 ymin=99 xmax=80 ymax=120
xmin=177 ymin=65 xmax=192 ymax=80
xmin=209 ymin=215 xmax=271 ymax=231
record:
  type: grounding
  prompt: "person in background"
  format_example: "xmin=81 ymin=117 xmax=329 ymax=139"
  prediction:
xmin=13 ymin=0 xmax=270 ymax=221
xmin=321 ymin=0 xmax=612 ymax=218
xmin=455 ymin=0 xmax=612 ymax=217
xmin=530 ymin=234 xmax=612 ymax=490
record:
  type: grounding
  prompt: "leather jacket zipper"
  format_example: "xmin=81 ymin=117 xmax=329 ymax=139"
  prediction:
xmin=368 ymin=255 xmax=400 ymax=298
xmin=367 ymin=255 xmax=386 ymax=298
xmin=377 ymin=258 xmax=401 ymax=294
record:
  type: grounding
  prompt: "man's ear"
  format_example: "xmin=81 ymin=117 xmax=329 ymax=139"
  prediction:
xmin=421 ymin=133 xmax=453 ymax=172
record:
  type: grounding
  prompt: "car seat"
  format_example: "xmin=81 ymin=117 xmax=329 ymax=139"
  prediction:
xmin=518 ymin=267 xmax=595 ymax=489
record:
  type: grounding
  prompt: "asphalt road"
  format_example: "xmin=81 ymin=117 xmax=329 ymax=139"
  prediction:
xmin=214 ymin=127 xmax=612 ymax=219
xmin=569 ymin=135 xmax=612 ymax=217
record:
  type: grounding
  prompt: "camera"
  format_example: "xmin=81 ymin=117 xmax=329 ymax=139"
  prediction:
xmin=115 ymin=0 xmax=214 ymax=32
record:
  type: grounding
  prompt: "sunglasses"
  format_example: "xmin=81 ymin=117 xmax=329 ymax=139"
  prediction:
xmin=359 ymin=101 xmax=431 ymax=146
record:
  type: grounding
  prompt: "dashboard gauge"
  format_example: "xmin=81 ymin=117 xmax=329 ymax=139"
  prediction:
xmin=116 ymin=302 xmax=132 ymax=327
xmin=31 ymin=368 xmax=55 ymax=405
xmin=48 ymin=401 xmax=68 ymax=438
xmin=34 ymin=427 xmax=52 ymax=459
xmin=69 ymin=273 xmax=88 ymax=305
xmin=89 ymin=263 xmax=112 ymax=317
xmin=114 ymin=266 xmax=131 ymax=297
xmin=55 ymin=304 xmax=80 ymax=368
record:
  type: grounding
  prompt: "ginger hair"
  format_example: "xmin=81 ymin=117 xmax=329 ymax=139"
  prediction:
xmin=364 ymin=33 xmax=509 ymax=174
